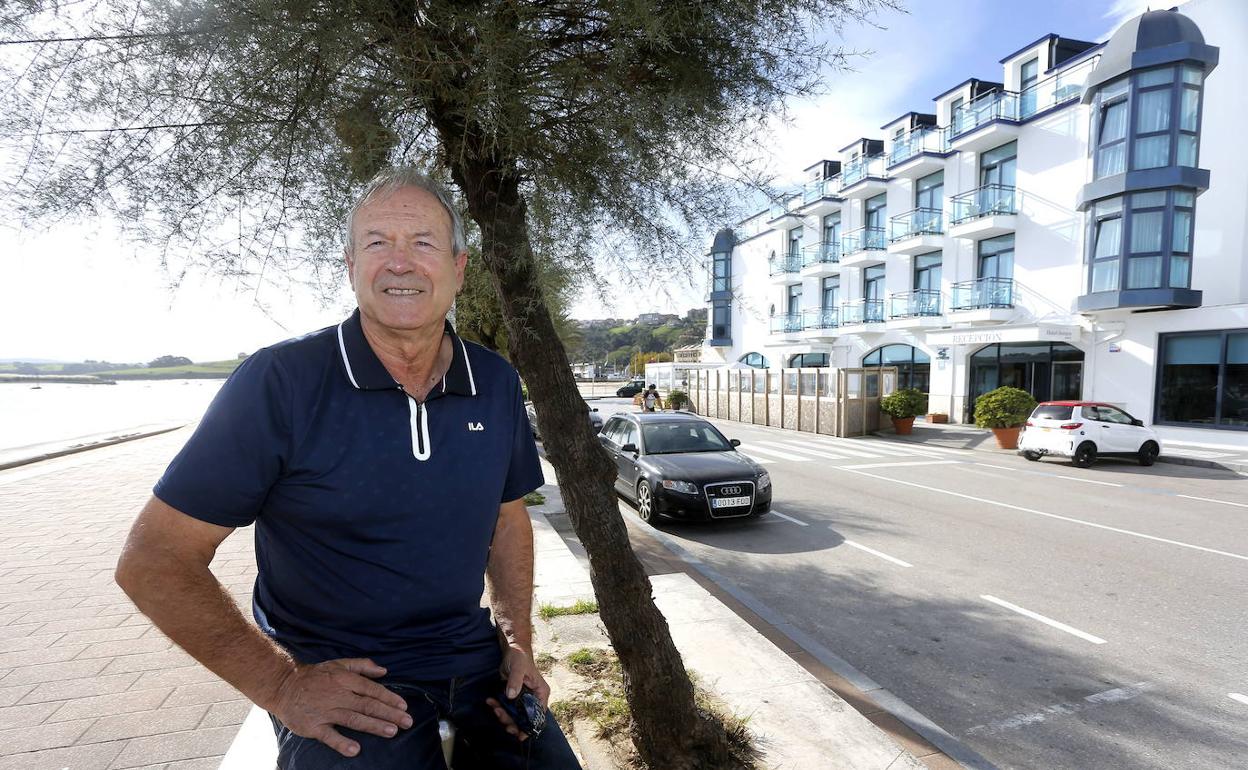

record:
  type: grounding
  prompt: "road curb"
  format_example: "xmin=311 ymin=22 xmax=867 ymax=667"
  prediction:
xmin=0 ymin=424 xmax=187 ymax=471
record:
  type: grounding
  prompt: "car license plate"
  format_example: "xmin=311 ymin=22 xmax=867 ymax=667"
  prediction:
xmin=713 ymin=496 xmax=750 ymax=508
xmin=1040 ymin=427 xmax=1052 ymax=432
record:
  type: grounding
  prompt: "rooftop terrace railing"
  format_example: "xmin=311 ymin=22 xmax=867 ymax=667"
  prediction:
xmin=839 ymin=155 xmax=888 ymax=189
xmin=950 ymin=90 xmax=1019 ymax=138
xmin=887 ymin=126 xmax=949 ymax=167
xmin=1018 ymin=57 xmax=1097 ymax=119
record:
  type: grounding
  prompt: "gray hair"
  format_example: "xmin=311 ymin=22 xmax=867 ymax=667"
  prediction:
xmin=343 ymin=167 xmax=468 ymax=255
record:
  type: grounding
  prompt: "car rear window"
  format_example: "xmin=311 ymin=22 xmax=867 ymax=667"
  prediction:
xmin=1031 ymin=405 xmax=1074 ymax=420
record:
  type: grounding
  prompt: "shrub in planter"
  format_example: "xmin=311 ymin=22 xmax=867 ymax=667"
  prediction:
xmin=879 ymin=388 xmax=927 ymax=435
xmin=667 ymin=390 xmax=689 ymax=411
xmin=973 ymin=386 xmax=1037 ymax=449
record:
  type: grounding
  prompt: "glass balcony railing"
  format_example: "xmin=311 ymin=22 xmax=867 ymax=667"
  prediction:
xmin=770 ymin=313 xmax=803 ymax=334
xmin=950 ymin=90 xmax=1019 ymax=138
xmin=802 ymin=307 xmax=840 ymax=330
xmin=768 ymin=194 xmax=802 ymax=220
xmin=769 ymin=253 xmax=802 ymax=276
xmin=839 ymin=155 xmax=888 ymax=190
xmin=1018 ymin=58 xmax=1096 ymax=119
xmin=888 ymin=289 xmax=942 ymax=318
xmin=840 ymin=227 xmax=886 ymax=257
xmin=950 ymin=184 xmax=1018 ymax=225
xmin=801 ymin=241 xmax=840 ymax=268
xmin=840 ymin=299 xmax=885 ymax=325
xmin=888 ymin=208 xmax=944 ymax=242
xmin=887 ymin=127 xmax=949 ymax=167
xmin=950 ymin=277 xmax=1014 ymax=310
xmin=802 ymin=176 xmax=841 ymax=204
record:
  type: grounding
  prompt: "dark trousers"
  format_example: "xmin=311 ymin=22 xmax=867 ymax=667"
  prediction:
xmin=269 ymin=668 xmax=582 ymax=769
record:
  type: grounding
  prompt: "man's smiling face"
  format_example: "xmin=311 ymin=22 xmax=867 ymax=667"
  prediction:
xmin=346 ymin=185 xmax=467 ymax=336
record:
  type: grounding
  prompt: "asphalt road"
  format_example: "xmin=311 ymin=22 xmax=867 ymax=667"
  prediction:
xmin=581 ymin=396 xmax=1248 ymax=770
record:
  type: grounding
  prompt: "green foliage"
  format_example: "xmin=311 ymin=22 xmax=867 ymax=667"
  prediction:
xmin=973 ymin=387 xmax=1038 ymax=429
xmin=668 ymin=390 xmax=689 ymax=410
xmin=878 ymin=388 xmax=927 ymax=419
xmin=147 ymin=355 xmax=193 ymax=368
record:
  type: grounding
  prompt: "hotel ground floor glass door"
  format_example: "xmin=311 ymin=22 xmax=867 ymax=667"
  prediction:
xmin=968 ymin=342 xmax=1084 ymax=421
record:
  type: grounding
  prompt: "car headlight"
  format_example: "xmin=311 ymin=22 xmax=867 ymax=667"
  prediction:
xmin=661 ymin=480 xmax=699 ymax=495
xmin=757 ymin=472 xmax=771 ymax=491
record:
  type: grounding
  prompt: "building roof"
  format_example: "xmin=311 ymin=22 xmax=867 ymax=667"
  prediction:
xmin=1083 ymin=9 xmax=1219 ymax=101
xmin=711 ymin=227 xmax=736 ymax=253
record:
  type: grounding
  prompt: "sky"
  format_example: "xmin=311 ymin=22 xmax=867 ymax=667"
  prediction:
xmin=0 ymin=0 xmax=1162 ymax=363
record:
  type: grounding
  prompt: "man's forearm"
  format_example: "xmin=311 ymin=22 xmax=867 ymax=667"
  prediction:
xmin=487 ymin=499 xmax=536 ymax=652
xmin=117 ymin=553 xmax=295 ymax=709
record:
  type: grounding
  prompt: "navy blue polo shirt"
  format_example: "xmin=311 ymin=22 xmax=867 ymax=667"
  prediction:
xmin=153 ymin=309 xmax=544 ymax=681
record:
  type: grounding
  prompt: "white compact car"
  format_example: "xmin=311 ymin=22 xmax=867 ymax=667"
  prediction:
xmin=1018 ymin=401 xmax=1162 ymax=468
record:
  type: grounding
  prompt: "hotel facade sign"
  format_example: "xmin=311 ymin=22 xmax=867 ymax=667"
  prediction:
xmin=926 ymin=325 xmax=1082 ymax=346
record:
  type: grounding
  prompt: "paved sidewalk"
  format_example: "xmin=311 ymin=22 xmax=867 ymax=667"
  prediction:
xmin=0 ymin=430 xmax=941 ymax=769
xmin=877 ymin=421 xmax=1248 ymax=474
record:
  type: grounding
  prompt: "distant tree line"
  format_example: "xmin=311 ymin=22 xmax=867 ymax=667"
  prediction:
xmin=571 ymin=309 xmax=706 ymax=370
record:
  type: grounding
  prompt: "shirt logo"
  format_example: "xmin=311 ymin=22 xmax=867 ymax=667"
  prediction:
xmin=468 ymin=422 xmax=485 ymax=431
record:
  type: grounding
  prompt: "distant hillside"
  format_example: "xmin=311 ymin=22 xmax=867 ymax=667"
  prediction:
xmin=0 ymin=357 xmax=245 ymax=380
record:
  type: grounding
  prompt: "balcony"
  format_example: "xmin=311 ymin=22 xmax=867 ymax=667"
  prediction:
xmin=767 ymin=195 xmax=805 ymax=226
xmin=801 ymin=308 xmax=840 ymax=341
xmin=838 ymin=155 xmax=889 ymax=198
xmin=839 ymin=299 xmax=886 ymax=333
xmin=949 ymin=185 xmax=1018 ymax=240
xmin=769 ymin=313 xmax=804 ymax=341
xmin=798 ymin=176 xmax=843 ymax=216
xmin=887 ymin=208 xmax=944 ymax=254
xmin=887 ymin=127 xmax=950 ymax=179
xmin=948 ymin=90 xmax=1020 ymax=153
xmin=886 ymin=290 xmax=944 ymax=329
xmin=1018 ymin=58 xmax=1096 ymax=121
xmin=839 ymin=227 xmax=886 ymax=266
xmin=768 ymin=253 xmax=803 ymax=284
xmin=799 ymin=241 xmax=840 ymax=278
xmin=949 ymin=277 xmax=1015 ymax=323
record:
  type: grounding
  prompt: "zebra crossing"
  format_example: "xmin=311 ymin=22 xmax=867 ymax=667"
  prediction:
xmin=735 ymin=435 xmax=970 ymax=467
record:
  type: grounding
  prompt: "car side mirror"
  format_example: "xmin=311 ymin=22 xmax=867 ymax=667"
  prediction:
xmin=621 ymin=443 xmax=639 ymax=454
xmin=591 ymin=408 xmax=598 ymax=413
xmin=1131 ymin=418 xmax=1143 ymax=427
xmin=730 ymin=439 xmax=741 ymax=447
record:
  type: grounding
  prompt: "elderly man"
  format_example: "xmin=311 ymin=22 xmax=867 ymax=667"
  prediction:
xmin=116 ymin=168 xmax=582 ymax=769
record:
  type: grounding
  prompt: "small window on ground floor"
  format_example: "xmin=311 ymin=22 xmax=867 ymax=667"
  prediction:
xmin=1157 ymin=330 xmax=1248 ymax=429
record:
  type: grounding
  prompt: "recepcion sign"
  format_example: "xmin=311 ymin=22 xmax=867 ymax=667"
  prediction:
xmin=925 ymin=325 xmax=1082 ymax=346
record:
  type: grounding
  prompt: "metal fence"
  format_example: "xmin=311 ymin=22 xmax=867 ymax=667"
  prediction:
xmin=688 ymin=366 xmax=898 ymax=437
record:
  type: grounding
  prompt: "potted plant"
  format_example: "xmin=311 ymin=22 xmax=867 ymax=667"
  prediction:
xmin=973 ymin=386 xmax=1037 ymax=449
xmin=667 ymin=390 xmax=689 ymax=411
xmin=878 ymin=388 xmax=927 ymax=435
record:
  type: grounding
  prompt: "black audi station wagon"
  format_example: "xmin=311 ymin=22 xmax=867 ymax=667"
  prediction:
xmin=598 ymin=412 xmax=771 ymax=524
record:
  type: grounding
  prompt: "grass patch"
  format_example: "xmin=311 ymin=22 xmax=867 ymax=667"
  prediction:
xmin=523 ymin=491 xmax=546 ymax=506
xmin=551 ymin=648 xmax=758 ymax=768
xmin=535 ymin=652 xmax=556 ymax=674
xmin=538 ymin=599 xmax=598 ymax=620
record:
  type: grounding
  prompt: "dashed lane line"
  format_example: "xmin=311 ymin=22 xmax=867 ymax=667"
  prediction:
xmin=829 ymin=464 xmax=1248 ymax=563
xmin=1229 ymin=693 xmax=1248 ymax=706
xmin=769 ymin=509 xmax=809 ymax=527
xmin=1178 ymin=494 xmax=1248 ymax=510
xmin=978 ymin=463 xmax=1124 ymax=487
xmin=841 ymin=459 xmax=964 ymax=470
xmin=757 ymin=440 xmax=855 ymax=461
xmin=981 ymin=595 xmax=1108 ymax=645
xmin=843 ymin=540 xmax=913 ymax=567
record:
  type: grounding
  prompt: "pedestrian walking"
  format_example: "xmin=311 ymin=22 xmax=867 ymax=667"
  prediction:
xmin=643 ymin=384 xmax=661 ymax=412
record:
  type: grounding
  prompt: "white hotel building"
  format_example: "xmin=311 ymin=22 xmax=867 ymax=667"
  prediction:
xmin=700 ymin=0 xmax=1247 ymax=449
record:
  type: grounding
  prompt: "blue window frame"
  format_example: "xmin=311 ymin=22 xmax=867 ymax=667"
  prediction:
xmin=1156 ymin=329 xmax=1248 ymax=430
xmin=1092 ymin=65 xmax=1205 ymax=179
xmin=1084 ymin=189 xmax=1197 ymax=294
xmin=711 ymin=249 xmax=731 ymax=293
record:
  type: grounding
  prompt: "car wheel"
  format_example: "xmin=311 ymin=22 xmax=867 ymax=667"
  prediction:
xmin=1022 ymin=450 xmax=1042 ymax=462
xmin=635 ymin=480 xmax=656 ymax=523
xmin=1072 ymin=442 xmax=1097 ymax=468
xmin=1138 ymin=441 xmax=1159 ymax=467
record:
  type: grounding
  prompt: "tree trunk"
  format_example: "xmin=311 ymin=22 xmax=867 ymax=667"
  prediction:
xmin=432 ymin=117 xmax=738 ymax=768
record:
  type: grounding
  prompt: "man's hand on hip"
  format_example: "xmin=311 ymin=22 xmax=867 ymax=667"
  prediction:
xmin=269 ymin=657 xmax=412 ymax=758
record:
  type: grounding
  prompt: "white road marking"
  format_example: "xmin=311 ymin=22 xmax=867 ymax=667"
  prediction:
xmin=966 ymin=682 xmax=1153 ymax=736
xmin=831 ymin=465 xmax=1248 ymax=563
xmin=981 ymin=595 xmax=1107 ymax=645
xmin=839 ymin=441 xmax=951 ymax=458
xmin=843 ymin=540 xmax=913 ymax=567
xmin=1178 ymin=494 xmax=1248 ymax=510
xmin=737 ymin=444 xmax=812 ymax=462
xmin=769 ymin=509 xmax=809 ymax=527
xmin=977 ymin=463 xmax=1124 ymax=487
xmin=1229 ymin=693 xmax=1248 ymax=706
xmin=841 ymin=459 xmax=963 ymax=470
xmin=737 ymin=452 xmax=775 ymax=465
xmin=760 ymin=441 xmax=852 ymax=460
xmin=793 ymin=440 xmax=885 ymax=459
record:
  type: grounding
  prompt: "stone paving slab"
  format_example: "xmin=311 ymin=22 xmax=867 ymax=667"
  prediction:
xmin=0 ymin=429 xmax=257 ymax=768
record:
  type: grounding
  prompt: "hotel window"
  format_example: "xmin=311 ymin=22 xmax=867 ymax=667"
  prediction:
xmin=915 ymin=170 xmax=943 ymax=210
xmin=822 ymin=212 xmax=841 ymax=247
xmin=865 ymin=193 xmax=887 ymax=230
xmin=788 ymin=226 xmax=803 ymax=258
xmin=1132 ymin=68 xmax=1174 ymax=170
xmin=980 ymin=141 xmax=1017 ymax=188
xmin=950 ymin=96 xmax=965 ymax=132
xmin=1178 ymin=66 xmax=1203 ymax=167
xmin=711 ymin=249 xmax=730 ymax=293
xmin=1084 ymin=189 xmax=1197 ymax=293
xmin=711 ymin=302 xmax=730 ymax=341
xmin=1020 ymin=57 xmax=1039 ymax=115
xmin=787 ymin=283 xmax=802 ymax=315
xmin=1157 ymin=331 xmax=1248 ymax=430
xmin=821 ymin=276 xmax=840 ymax=310
xmin=863 ymin=264 xmax=885 ymax=301
xmin=1094 ymin=79 xmax=1129 ymax=179
xmin=789 ymin=353 xmax=829 ymax=368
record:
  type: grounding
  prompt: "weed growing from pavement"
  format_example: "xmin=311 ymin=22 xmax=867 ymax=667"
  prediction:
xmin=524 ymin=491 xmax=547 ymax=506
xmin=538 ymin=599 xmax=598 ymax=619
xmin=535 ymin=652 xmax=557 ymax=673
xmin=551 ymin=648 xmax=758 ymax=768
